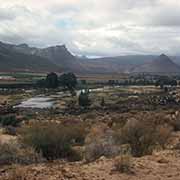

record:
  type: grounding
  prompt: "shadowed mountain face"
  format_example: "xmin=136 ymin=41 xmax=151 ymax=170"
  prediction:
xmin=0 ymin=42 xmax=59 ymax=72
xmin=10 ymin=43 xmax=84 ymax=73
xmin=0 ymin=41 xmax=180 ymax=74
xmin=132 ymin=54 xmax=180 ymax=73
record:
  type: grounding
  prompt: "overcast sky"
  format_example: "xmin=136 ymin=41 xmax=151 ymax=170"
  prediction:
xmin=0 ymin=0 xmax=180 ymax=57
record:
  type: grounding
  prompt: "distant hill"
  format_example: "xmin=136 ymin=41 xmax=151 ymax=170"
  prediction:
xmin=132 ymin=54 xmax=180 ymax=73
xmin=79 ymin=55 xmax=157 ymax=74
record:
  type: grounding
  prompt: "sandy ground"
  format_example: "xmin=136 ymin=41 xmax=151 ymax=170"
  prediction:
xmin=1 ymin=130 xmax=180 ymax=180
xmin=0 ymin=129 xmax=17 ymax=144
xmin=1 ymin=149 xmax=180 ymax=180
xmin=0 ymin=96 xmax=9 ymax=104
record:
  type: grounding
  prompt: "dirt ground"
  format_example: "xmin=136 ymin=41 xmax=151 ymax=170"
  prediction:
xmin=0 ymin=130 xmax=16 ymax=144
xmin=1 ymin=149 xmax=180 ymax=180
xmin=1 ymin=132 xmax=180 ymax=180
xmin=0 ymin=96 xmax=9 ymax=104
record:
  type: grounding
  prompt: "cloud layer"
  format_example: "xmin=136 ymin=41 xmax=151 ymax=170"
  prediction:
xmin=0 ymin=0 xmax=180 ymax=56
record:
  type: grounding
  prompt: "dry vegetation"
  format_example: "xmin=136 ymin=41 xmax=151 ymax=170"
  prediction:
xmin=0 ymin=141 xmax=43 ymax=165
xmin=114 ymin=154 xmax=132 ymax=173
xmin=19 ymin=121 xmax=88 ymax=161
xmin=1 ymin=80 xmax=180 ymax=179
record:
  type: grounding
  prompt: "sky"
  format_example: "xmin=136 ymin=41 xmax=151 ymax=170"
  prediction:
xmin=0 ymin=0 xmax=180 ymax=57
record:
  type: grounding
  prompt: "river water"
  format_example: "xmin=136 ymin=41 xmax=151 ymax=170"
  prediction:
xmin=15 ymin=86 xmax=115 ymax=109
xmin=15 ymin=97 xmax=54 ymax=109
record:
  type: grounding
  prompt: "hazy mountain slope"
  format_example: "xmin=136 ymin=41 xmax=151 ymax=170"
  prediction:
xmin=11 ymin=43 xmax=83 ymax=73
xmin=132 ymin=54 xmax=180 ymax=73
xmin=79 ymin=55 xmax=157 ymax=73
xmin=171 ymin=56 xmax=180 ymax=66
xmin=0 ymin=42 xmax=59 ymax=72
xmin=1 ymin=41 xmax=180 ymax=74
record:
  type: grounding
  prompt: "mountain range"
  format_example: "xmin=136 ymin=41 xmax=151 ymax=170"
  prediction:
xmin=0 ymin=41 xmax=180 ymax=74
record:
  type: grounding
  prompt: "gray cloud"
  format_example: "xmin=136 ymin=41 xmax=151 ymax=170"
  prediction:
xmin=147 ymin=7 xmax=180 ymax=27
xmin=0 ymin=9 xmax=15 ymax=21
xmin=0 ymin=0 xmax=180 ymax=56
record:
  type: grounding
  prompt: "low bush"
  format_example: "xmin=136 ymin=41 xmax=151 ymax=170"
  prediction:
xmin=119 ymin=115 xmax=172 ymax=157
xmin=19 ymin=122 xmax=86 ymax=160
xmin=78 ymin=91 xmax=91 ymax=108
xmin=114 ymin=154 xmax=132 ymax=173
xmin=0 ymin=141 xmax=43 ymax=165
xmin=2 ymin=126 xmax=17 ymax=136
xmin=157 ymin=125 xmax=172 ymax=148
xmin=69 ymin=124 xmax=87 ymax=145
xmin=0 ymin=115 xmax=20 ymax=127
xmin=84 ymin=123 xmax=120 ymax=162
xmin=6 ymin=167 xmax=27 ymax=180
xmin=81 ymin=111 xmax=98 ymax=121
xmin=171 ymin=112 xmax=180 ymax=131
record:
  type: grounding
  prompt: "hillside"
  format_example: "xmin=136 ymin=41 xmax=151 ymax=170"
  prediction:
xmin=11 ymin=43 xmax=83 ymax=73
xmin=0 ymin=42 xmax=59 ymax=72
xmin=79 ymin=55 xmax=157 ymax=74
xmin=132 ymin=54 xmax=180 ymax=74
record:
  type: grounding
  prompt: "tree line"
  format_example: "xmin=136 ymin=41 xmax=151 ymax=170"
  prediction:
xmin=37 ymin=72 xmax=91 ymax=108
xmin=37 ymin=72 xmax=77 ymax=91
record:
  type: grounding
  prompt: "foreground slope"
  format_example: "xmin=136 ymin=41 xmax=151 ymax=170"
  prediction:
xmin=2 ymin=148 xmax=180 ymax=179
xmin=1 ymin=129 xmax=180 ymax=180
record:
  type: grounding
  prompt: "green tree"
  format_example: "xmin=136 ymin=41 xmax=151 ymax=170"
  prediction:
xmin=100 ymin=97 xmax=105 ymax=107
xmin=59 ymin=73 xmax=77 ymax=91
xmin=78 ymin=90 xmax=90 ymax=108
xmin=81 ymin=80 xmax=87 ymax=85
xmin=155 ymin=78 xmax=177 ymax=89
xmin=46 ymin=72 xmax=58 ymax=88
xmin=170 ymin=80 xmax=177 ymax=87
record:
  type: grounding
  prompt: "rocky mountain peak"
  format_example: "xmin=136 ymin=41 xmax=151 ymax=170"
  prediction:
xmin=17 ymin=43 xmax=29 ymax=48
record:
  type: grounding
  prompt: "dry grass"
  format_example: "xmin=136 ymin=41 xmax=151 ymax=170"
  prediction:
xmin=0 ymin=95 xmax=9 ymax=104
xmin=84 ymin=123 xmax=120 ymax=162
xmin=4 ymin=166 xmax=27 ymax=180
xmin=114 ymin=154 xmax=132 ymax=173
xmin=0 ymin=141 xmax=43 ymax=166
xmin=117 ymin=114 xmax=172 ymax=157
xmin=19 ymin=122 xmax=87 ymax=161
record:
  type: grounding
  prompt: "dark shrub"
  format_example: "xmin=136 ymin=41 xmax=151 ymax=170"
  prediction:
xmin=120 ymin=116 xmax=172 ymax=157
xmin=46 ymin=72 xmax=59 ymax=89
xmin=84 ymin=123 xmax=121 ymax=162
xmin=114 ymin=155 xmax=132 ymax=174
xmin=78 ymin=91 xmax=91 ymax=108
xmin=3 ymin=126 xmax=17 ymax=135
xmin=0 ymin=141 xmax=43 ymax=165
xmin=19 ymin=122 xmax=86 ymax=160
xmin=100 ymin=97 xmax=105 ymax=107
xmin=0 ymin=115 xmax=19 ymax=127
xmin=59 ymin=73 xmax=77 ymax=91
